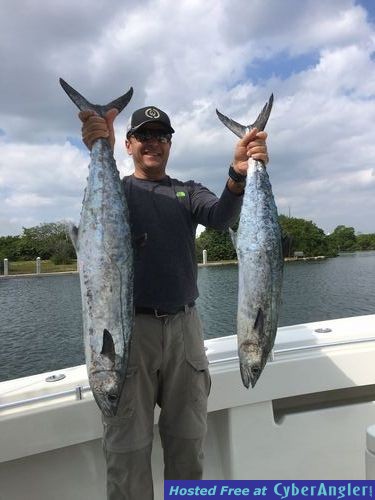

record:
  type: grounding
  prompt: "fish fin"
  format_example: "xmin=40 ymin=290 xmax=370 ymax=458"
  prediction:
xmin=102 ymin=88 xmax=134 ymax=115
xmin=59 ymin=78 xmax=133 ymax=117
xmin=229 ymin=227 xmax=237 ymax=248
xmin=216 ymin=109 xmax=247 ymax=138
xmin=254 ymin=308 xmax=264 ymax=335
xmin=60 ymin=78 xmax=96 ymax=112
xmin=68 ymin=223 xmax=79 ymax=252
xmin=216 ymin=94 xmax=274 ymax=137
xmin=251 ymin=94 xmax=274 ymax=131
xmin=101 ymin=329 xmax=116 ymax=365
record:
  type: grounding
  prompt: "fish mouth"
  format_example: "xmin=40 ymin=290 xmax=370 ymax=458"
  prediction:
xmin=239 ymin=346 xmax=267 ymax=389
xmin=94 ymin=392 xmax=121 ymax=417
xmin=240 ymin=362 xmax=263 ymax=389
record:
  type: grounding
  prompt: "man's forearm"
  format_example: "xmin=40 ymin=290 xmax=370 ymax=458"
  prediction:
xmin=227 ymin=178 xmax=246 ymax=195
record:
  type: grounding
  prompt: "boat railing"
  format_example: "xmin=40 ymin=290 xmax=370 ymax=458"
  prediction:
xmin=0 ymin=385 xmax=91 ymax=411
xmin=1 ymin=335 xmax=375 ymax=412
xmin=209 ymin=335 xmax=375 ymax=365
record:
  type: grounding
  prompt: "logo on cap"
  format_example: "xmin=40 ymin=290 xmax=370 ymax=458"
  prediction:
xmin=145 ymin=108 xmax=160 ymax=119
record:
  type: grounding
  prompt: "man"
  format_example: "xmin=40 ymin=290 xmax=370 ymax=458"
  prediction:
xmin=79 ymin=105 xmax=268 ymax=500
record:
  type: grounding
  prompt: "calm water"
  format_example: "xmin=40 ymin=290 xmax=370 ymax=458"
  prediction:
xmin=1 ymin=251 xmax=375 ymax=382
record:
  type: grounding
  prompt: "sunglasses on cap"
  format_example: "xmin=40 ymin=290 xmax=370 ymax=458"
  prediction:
xmin=129 ymin=130 xmax=172 ymax=144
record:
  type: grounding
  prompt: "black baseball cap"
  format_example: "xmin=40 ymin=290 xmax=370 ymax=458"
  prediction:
xmin=126 ymin=106 xmax=175 ymax=137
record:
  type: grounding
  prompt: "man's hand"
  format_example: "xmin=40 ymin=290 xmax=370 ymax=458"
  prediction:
xmin=78 ymin=108 xmax=118 ymax=151
xmin=232 ymin=128 xmax=269 ymax=175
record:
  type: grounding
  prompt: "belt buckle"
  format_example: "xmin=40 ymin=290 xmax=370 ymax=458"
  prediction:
xmin=154 ymin=309 xmax=168 ymax=319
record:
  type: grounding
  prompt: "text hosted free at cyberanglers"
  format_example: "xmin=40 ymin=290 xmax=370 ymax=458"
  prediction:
xmin=164 ymin=481 xmax=374 ymax=499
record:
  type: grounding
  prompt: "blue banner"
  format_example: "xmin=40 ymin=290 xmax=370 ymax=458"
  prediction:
xmin=164 ymin=480 xmax=374 ymax=499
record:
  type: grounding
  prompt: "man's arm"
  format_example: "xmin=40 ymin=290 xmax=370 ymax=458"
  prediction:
xmin=189 ymin=182 xmax=242 ymax=230
xmin=191 ymin=128 xmax=269 ymax=229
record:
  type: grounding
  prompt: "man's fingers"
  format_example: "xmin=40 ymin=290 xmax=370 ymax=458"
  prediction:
xmin=252 ymin=153 xmax=269 ymax=164
xmin=247 ymin=145 xmax=266 ymax=155
xmin=233 ymin=128 xmax=269 ymax=168
xmin=78 ymin=110 xmax=97 ymax=123
xmin=79 ymin=108 xmax=118 ymax=150
xmin=238 ymin=128 xmax=258 ymax=146
xmin=82 ymin=128 xmax=109 ymax=144
xmin=83 ymin=115 xmax=107 ymax=126
xmin=255 ymin=131 xmax=267 ymax=140
xmin=82 ymin=129 xmax=109 ymax=143
xmin=239 ymin=129 xmax=268 ymax=146
xmin=246 ymin=131 xmax=268 ymax=164
xmin=81 ymin=115 xmax=109 ymax=150
xmin=104 ymin=109 xmax=118 ymax=151
xmin=105 ymin=108 xmax=119 ymax=125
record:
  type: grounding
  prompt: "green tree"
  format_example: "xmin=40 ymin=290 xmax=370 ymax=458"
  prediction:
xmin=18 ymin=222 xmax=76 ymax=260
xmin=0 ymin=235 xmax=22 ymax=260
xmin=356 ymin=233 xmax=375 ymax=251
xmin=50 ymin=239 xmax=74 ymax=265
xmin=278 ymin=215 xmax=334 ymax=257
xmin=196 ymin=227 xmax=236 ymax=262
xmin=327 ymin=225 xmax=357 ymax=253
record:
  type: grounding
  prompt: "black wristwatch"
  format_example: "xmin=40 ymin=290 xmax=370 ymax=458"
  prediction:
xmin=228 ymin=164 xmax=247 ymax=183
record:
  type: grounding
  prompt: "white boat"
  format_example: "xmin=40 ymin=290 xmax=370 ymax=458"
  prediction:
xmin=1 ymin=314 xmax=375 ymax=499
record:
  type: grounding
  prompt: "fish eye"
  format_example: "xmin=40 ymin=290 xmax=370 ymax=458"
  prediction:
xmin=108 ymin=394 xmax=118 ymax=402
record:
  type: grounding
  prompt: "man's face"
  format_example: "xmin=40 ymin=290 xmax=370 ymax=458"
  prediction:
xmin=125 ymin=123 xmax=172 ymax=178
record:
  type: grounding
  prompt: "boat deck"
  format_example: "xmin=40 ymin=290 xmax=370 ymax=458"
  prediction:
xmin=1 ymin=314 xmax=375 ymax=499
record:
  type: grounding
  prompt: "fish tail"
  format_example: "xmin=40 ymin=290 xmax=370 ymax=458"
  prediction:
xmin=59 ymin=78 xmax=133 ymax=117
xmin=216 ymin=94 xmax=273 ymax=137
xmin=215 ymin=110 xmax=247 ymax=138
xmin=252 ymin=94 xmax=274 ymax=131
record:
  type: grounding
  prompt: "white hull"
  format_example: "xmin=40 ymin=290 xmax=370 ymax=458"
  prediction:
xmin=1 ymin=314 xmax=375 ymax=499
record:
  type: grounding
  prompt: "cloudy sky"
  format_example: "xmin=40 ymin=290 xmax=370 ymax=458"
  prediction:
xmin=0 ymin=0 xmax=374 ymax=236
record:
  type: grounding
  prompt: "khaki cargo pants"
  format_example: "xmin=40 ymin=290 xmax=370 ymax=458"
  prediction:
xmin=102 ymin=306 xmax=211 ymax=500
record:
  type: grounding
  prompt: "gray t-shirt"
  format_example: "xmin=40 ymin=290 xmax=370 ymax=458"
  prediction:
xmin=123 ymin=174 xmax=243 ymax=309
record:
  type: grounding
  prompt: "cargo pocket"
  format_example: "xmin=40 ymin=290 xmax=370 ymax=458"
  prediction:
xmin=186 ymin=356 xmax=211 ymax=410
xmin=183 ymin=309 xmax=211 ymax=409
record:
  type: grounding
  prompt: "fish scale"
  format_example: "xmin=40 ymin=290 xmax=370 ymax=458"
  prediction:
xmin=216 ymin=95 xmax=283 ymax=388
xmin=60 ymin=78 xmax=134 ymax=416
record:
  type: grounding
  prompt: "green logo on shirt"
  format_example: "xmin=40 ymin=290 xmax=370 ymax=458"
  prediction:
xmin=176 ymin=191 xmax=186 ymax=198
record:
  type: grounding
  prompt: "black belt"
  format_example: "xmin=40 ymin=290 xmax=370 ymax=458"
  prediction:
xmin=135 ymin=302 xmax=195 ymax=318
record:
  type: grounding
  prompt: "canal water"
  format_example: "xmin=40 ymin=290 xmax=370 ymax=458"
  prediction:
xmin=1 ymin=251 xmax=375 ymax=382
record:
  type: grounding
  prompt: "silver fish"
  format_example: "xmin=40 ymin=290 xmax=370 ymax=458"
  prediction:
xmin=60 ymin=78 xmax=134 ymax=416
xmin=216 ymin=95 xmax=283 ymax=388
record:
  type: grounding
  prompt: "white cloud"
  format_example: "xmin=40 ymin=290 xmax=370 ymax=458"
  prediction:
xmin=5 ymin=193 xmax=53 ymax=208
xmin=0 ymin=0 xmax=374 ymax=236
xmin=0 ymin=141 xmax=88 ymax=234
